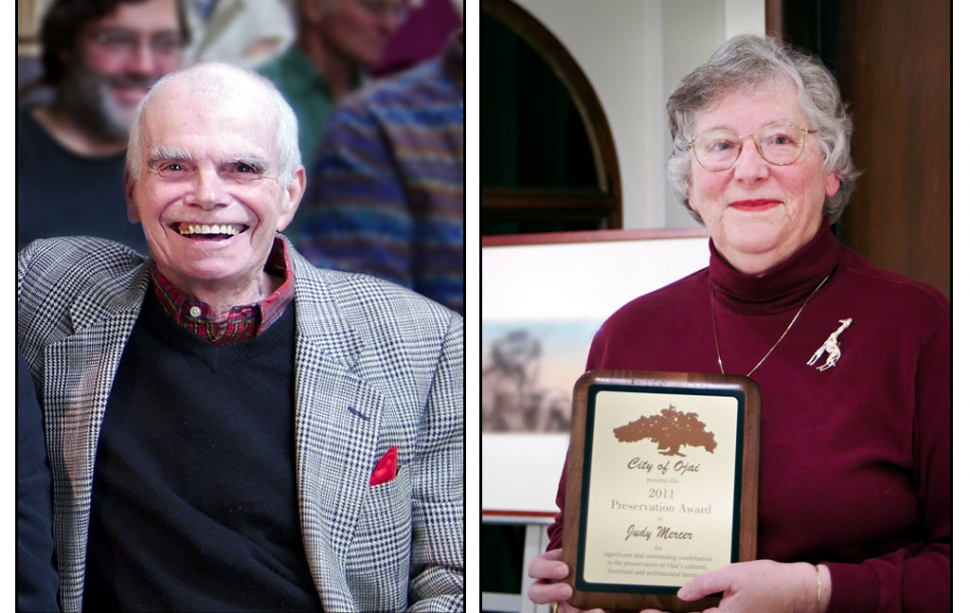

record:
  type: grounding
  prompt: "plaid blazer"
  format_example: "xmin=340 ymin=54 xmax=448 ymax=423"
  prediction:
xmin=18 ymin=236 xmax=465 ymax=612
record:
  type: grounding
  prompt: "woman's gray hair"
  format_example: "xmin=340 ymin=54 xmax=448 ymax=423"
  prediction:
xmin=126 ymin=62 xmax=302 ymax=187
xmin=667 ymin=34 xmax=860 ymax=224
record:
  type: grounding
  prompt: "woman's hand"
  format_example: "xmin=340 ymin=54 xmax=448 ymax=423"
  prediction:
xmin=527 ymin=551 xmax=830 ymax=613
xmin=526 ymin=548 xmax=606 ymax=613
xmin=676 ymin=560 xmax=830 ymax=613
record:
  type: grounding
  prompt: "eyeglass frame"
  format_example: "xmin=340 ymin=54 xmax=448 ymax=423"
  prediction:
xmin=687 ymin=122 xmax=819 ymax=172
xmin=85 ymin=28 xmax=184 ymax=59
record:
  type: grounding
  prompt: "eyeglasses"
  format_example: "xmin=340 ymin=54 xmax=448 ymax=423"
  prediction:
xmin=355 ymin=0 xmax=409 ymax=22
xmin=688 ymin=122 xmax=818 ymax=172
xmin=87 ymin=28 xmax=183 ymax=58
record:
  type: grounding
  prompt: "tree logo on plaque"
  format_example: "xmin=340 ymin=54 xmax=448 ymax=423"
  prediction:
xmin=613 ymin=405 xmax=717 ymax=457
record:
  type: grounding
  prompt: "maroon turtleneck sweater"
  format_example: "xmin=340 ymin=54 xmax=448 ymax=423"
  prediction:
xmin=547 ymin=224 xmax=951 ymax=612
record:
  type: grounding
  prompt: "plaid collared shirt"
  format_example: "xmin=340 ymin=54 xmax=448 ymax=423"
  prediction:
xmin=149 ymin=237 xmax=295 ymax=345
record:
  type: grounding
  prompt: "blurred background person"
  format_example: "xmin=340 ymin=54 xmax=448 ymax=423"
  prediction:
xmin=17 ymin=0 xmax=186 ymax=254
xmin=182 ymin=0 xmax=294 ymax=67
xmin=368 ymin=0 xmax=461 ymax=77
xmin=17 ymin=350 xmax=60 ymax=613
xmin=295 ymin=29 xmax=463 ymax=313
xmin=257 ymin=0 xmax=408 ymax=172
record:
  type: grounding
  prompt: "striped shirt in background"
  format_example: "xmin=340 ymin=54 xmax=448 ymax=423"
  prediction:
xmin=295 ymin=31 xmax=464 ymax=315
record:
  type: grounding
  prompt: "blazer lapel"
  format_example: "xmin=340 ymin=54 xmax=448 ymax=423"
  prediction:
xmin=292 ymin=272 xmax=386 ymax=611
xmin=45 ymin=299 xmax=143 ymax=610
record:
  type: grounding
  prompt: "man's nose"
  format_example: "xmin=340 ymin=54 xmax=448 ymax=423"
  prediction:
xmin=125 ymin=40 xmax=157 ymax=75
xmin=186 ymin=168 xmax=228 ymax=209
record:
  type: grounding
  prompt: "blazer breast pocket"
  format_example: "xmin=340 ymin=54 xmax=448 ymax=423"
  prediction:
xmin=346 ymin=464 xmax=412 ymax=611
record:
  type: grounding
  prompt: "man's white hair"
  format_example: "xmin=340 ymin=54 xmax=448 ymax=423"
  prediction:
xmin=126 ymin=61 xmax=302 ymax=187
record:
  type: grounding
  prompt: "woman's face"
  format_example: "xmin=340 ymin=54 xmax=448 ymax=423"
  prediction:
xmin=687 ymin=83 xmax=841 ymax=275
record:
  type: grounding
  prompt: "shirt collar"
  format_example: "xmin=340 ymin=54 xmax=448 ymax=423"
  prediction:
xmin=709 ymin=221 xmax=841 ymax=315
xmin=149 ymin=236 xmax=296 ymax=345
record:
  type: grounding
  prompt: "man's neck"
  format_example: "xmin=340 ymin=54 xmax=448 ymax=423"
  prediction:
xmin=298 ymin=32 xmax=358 ymax=104
xmin=33 ymin=103 xmax=128 ymax=157
xmin=149 ymin=238 xmax=295 ymax=344
xmin=171 ymin=271 xmax=283 ymax=323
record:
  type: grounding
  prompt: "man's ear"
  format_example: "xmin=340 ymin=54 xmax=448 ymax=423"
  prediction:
xmin=124 ymin=171 xmax=140 ymax=223
xmin=276 ymin=165 xmax=306 ymax=232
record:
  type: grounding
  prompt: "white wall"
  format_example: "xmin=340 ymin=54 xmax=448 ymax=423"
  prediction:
xmin=661 ymin=1 xmax=725 ymax=228
xmin=515 ymin=0 xmax=664 ymax=228
xmin=514 ymin=0 xmax=765 ymax=229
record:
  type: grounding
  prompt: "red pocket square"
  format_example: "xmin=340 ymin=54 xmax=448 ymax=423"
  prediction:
xmin=369 ymin=446 xmax=398 ymax=486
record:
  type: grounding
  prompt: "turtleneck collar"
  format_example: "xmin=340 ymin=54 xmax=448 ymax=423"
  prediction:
xmin=709 ymin=222 xmax=841 ymax=315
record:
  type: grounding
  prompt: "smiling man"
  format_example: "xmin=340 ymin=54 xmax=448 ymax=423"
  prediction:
xmin=124 ymin=64 xmax=306 ymax=326
xmin=17 ymin=0 xmax=186 ymax=253
xmin=18 ymin=62 xmax=464 ymax=612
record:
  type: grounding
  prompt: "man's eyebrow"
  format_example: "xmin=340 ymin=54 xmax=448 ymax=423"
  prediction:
xmin=146 ymin=149 xmax=272 ymax=174
xmin=147 ymin=147 xmax=192 ymax=166
xmin=226 ymin=156 xmax=270 ymax=173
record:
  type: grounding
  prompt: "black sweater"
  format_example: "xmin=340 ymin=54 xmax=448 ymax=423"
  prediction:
xmin=83 ymin=293 xmax=322 ymax=611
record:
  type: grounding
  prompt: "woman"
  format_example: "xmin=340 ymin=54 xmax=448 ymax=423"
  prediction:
xmin=527 ymin=35 xmax=950 ymax=613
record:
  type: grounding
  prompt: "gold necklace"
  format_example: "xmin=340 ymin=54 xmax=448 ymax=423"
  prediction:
xmin=711 ymin=273 xmax=831 ymax=377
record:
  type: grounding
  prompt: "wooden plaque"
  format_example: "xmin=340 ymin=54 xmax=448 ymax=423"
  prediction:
xmin=562 ymin=370 xmax=761 ymax=612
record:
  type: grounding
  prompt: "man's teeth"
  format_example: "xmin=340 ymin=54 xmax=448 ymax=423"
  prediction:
xmin=178 ymin=224 xmax=241 ymax=236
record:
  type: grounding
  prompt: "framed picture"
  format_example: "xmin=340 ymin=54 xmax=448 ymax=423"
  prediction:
xmin=482 ymin=228 xmax=710 ymax=518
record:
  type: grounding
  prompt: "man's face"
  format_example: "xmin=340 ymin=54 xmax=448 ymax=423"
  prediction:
xmin=312 ymin=0 xmax=406 ymax=69
xmin=126 ymin=85 xmax=305 ymax=301
xmin=66 ymin=0 xmax=182 ymax=139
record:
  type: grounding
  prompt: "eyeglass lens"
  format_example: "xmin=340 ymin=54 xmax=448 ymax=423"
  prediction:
xmin=90 ymin=29 xmax=182 ymax=56
xmin=692 ymin=123 xmax=807 ymax=170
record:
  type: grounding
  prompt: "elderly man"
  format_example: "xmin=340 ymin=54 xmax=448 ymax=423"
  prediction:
xmin=18 ymin=62 xmax=464 ymax=612
xmin=18 ymin=0 xmax=187 ymax=253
